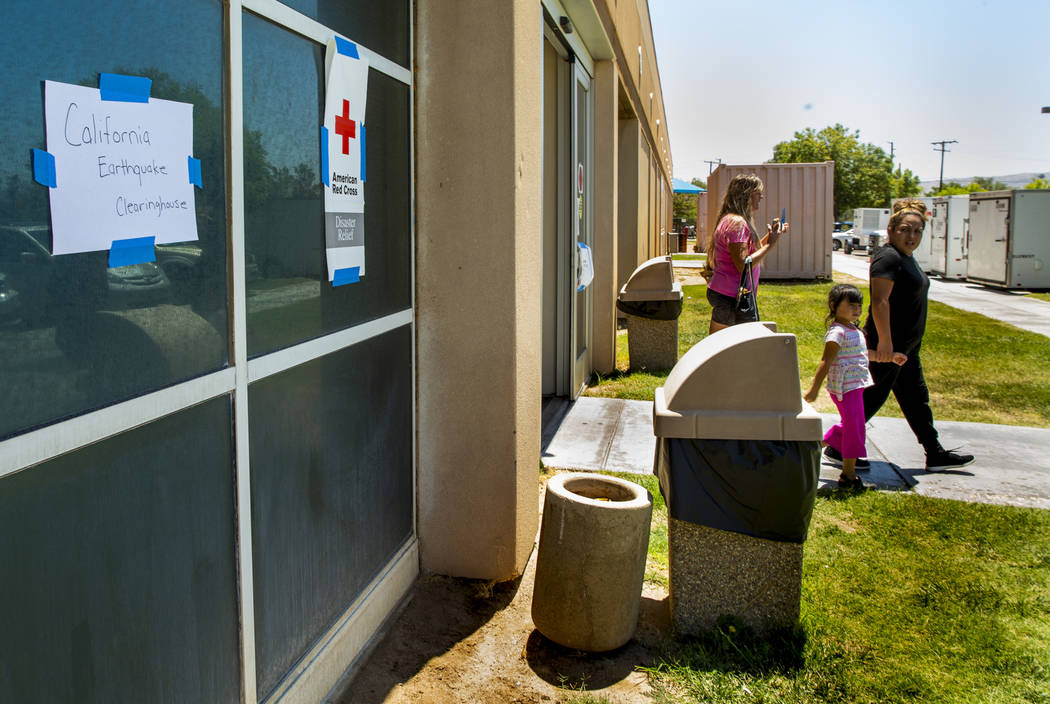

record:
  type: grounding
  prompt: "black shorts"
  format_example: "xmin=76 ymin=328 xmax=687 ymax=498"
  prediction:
xmin=707 ymin=287 xmax=753 ymax=326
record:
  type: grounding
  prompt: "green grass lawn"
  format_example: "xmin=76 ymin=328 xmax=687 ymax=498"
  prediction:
xmin=1027 ymin=291 xmax=1050 ymax=303
xmin=578 ymin=472 xmax=1050 ymax=704
xmin=588 ymin=277 xmax=1050 ymax=428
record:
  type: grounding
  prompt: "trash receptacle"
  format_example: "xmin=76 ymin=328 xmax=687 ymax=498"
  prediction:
xmin=652 ymin=322 xmax=822 ymax=635
xmin=532 ymin=473 xmax=653 ymax=652
xmin=616 ymin=255 xmax=683 ymax=372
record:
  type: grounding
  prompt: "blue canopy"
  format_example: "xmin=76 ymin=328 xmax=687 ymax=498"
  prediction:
xmin=672 ymin=177 xmax=705 ymax=194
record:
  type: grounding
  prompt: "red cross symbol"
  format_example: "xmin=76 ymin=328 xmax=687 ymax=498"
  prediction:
xmin=334 ymin=99 xmax=356 ymax=155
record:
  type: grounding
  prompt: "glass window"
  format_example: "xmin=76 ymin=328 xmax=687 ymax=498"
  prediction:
xmin=277 ymin=0 xmax=409 ymax=67
xmin=243 ymin=13 xmax=411 ymax=357
xmin=248 ymin=326 xmax=413 ymax=699
xmin=0 ymin=397 xmax=240 ymax=703
xmin=0 ymin=0 xmax=229 ymax=440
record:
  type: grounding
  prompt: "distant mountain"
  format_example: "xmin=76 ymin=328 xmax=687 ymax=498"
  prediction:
xmin=919 ymin=171 xmax=1048 ymax=190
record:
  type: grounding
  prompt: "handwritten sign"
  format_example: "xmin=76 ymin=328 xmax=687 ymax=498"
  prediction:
xmin=322 ymin=38 xmax=369 ymax=284
xmin=43 ymin=80 xmax=198 ymax=255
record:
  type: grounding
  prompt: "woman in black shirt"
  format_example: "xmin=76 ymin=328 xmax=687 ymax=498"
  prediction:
xmin=824 ymin=198 xmax=974 ymax=472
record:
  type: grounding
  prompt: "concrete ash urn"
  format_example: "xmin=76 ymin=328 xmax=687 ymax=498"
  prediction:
xmin=531 ymin=473 xmax=653 ymax=652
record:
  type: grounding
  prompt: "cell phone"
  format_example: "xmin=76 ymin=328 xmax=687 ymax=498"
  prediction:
xmin=781 ymin=207 xmax=786 ymax=224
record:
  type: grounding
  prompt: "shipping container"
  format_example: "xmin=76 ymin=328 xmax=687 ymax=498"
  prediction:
xmin=705 ymin=162 xmax=834 ymax=279
xmin=929 ymin=195 xmax=969 ymax=279
xmin=891 ymin=197 xmax=935 ymax=271
xmin=966 ymin=189 xmax=1050 ymax=289
xmin=852 ymin=207 xmax=891 ymax=252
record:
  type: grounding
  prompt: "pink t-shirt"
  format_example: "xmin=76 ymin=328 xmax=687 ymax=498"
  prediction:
xmin=708 ymin=215 xmax=760 ymax=298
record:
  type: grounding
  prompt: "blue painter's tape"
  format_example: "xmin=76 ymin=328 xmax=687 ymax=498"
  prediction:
xmin=99 ymin=73 xmax=152 ymax=103
xmin=32 ymin=148 xmax=57 ymax=188
xmin=360 ymin=125 xmax=366 ymax=183
xmin=109 ymin=236 xmax=156 ymax=268
xmin=335 ymin=37 xmax=360 ymax=59
xmin=188 ymin=157 xmax=202 ymax=187
xmin=332 ymin=266 xmax=360 ymax=286
xmin=320 ymin=127 xmax=329 ymax=186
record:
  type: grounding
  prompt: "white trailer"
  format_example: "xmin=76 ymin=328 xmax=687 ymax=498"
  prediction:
xmin=966 ymin=189 xmax=1050 ymax=289
xmin=929 ymin=195 xmax=969 ymax=279
xmin=852 ymin=207 xmax=891 ymax=252
xmin=891 ymin=197 xmax=935 ymax=271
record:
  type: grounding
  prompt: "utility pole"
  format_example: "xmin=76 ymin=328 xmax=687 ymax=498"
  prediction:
xmin=704 ymin=158 xmax=721 ymax=175
xmin=932 ymin=140 xmax=958 ymax=190
xmin=887 ymin=141 xmax=895 ymax=171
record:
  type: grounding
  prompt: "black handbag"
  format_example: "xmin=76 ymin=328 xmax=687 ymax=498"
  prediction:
xmin=734 ymin=256 xmax=759 ymax=323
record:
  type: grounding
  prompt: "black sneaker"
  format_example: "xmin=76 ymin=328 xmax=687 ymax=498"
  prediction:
xmin=823 ymin=446 xmax=871 ymax=471
xmin=837 ymin=474 xmax=865 ymax=491
xmin=925 ymin=448 xmax=975 ymax=472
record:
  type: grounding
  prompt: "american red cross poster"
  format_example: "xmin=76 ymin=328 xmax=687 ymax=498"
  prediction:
xmin=322 ymin=37 xmax=369 ymax=285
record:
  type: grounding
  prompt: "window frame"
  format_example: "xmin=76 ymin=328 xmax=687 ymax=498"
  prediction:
xmin=0 ymin=2 xmax=416 ymax=700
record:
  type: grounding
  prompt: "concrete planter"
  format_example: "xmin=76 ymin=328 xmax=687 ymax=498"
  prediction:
xmin=531 ymin=473 xmax=652 ymax=652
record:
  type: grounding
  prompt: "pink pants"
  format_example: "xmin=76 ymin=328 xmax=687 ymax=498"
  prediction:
xmin=824 ymin=387 xmax=867 ymax=459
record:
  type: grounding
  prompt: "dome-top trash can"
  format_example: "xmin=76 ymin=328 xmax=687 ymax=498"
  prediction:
xmin=652 ymin=322 xmax=822 ymax=634
xmin=616 ymin=255 xmax=683 ymax=371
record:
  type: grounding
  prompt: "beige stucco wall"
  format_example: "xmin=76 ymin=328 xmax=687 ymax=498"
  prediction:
xmin=617 ymin=116 xmax=641 ymax=291
xmin=414 ymin=0 xmax=542 ymax=580
xmin=412 ymin=0 xmax=674 ymax=580
xmin=591 ymin=59 xmax=618 ymax=375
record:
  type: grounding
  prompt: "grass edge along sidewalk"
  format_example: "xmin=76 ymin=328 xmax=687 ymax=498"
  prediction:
xmin=583 ymin=471 xmax=1050 ymax=704
xmin=588 ymin=278 xmax=1050 ymax=429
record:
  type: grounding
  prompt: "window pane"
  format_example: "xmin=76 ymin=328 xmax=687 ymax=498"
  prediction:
xmin=0 ymin=397 xmax=240 ymax=703
xmin=243 ymin=13 xmax=411 ymax=357
xmin=248 ymin=326 xmax=413 ymax=699
xmin=277 ymin=0 xmax=409 ymax=67
xmin=0 ymin=0 xmax=229 ymax=440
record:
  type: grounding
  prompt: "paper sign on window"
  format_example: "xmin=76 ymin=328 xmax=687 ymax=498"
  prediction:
xmin=42 ymin=79 xmax=198 ymax=256
xmin=322 ymin=37 xmax=370 ymax=285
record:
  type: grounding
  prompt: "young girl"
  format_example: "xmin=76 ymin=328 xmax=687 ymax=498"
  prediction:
xmin=804 ymin=285 xmax=902 ymax=489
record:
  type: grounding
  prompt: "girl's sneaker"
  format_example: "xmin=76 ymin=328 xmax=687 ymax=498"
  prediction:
xmin=837 ymin=474 xmax=864 ymax=491
xmin=823 ymin=446 xmax=871 ymax=471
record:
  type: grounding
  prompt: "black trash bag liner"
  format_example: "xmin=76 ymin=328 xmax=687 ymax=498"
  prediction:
xmin=616 ymin=297 xmax=683 ymax=321
xmin=655 ymin=437 xmax=820 ymax=543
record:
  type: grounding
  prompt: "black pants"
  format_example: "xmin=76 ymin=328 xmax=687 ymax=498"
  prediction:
xmin=863 ymin=350 xmax=939 ymax=452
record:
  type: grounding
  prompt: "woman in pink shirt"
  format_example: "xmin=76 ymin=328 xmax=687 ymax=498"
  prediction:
xmin=704 ymin=174 xmax=788 ymax=333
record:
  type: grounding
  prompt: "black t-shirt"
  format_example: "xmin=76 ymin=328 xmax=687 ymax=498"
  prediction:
xmin=863 ymin=243 xmax=929 ymax=356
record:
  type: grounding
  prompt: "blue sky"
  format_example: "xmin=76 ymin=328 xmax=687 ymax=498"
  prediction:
xmin=650 ymin=0 xmax=1050 ymax=183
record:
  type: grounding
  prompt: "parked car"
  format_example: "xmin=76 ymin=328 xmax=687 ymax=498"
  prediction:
xmin=831 ymin=222 xmax=861 ymax=254
xmin=0 ymin=224 xmax=171 ymax=328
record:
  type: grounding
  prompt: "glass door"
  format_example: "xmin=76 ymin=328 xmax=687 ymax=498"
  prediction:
xmin=570 ymin=62 xmax=593 ymax=398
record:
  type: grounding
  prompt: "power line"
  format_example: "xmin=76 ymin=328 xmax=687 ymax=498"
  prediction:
xmin=931 ymin=140 xmax=958 ymax=190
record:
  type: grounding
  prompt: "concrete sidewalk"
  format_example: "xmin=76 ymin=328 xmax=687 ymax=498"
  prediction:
xmin=542 ymin=396 xmax=1050 ymax=510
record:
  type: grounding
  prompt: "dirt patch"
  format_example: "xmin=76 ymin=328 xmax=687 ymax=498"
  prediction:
xmin=339 ymin=482 xmax=673 ymax=703
xmin=673 ymin=269 xmax=706 ymax=288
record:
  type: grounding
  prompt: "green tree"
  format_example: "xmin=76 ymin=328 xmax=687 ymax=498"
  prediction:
xmin=673 ymin=193 xmax=697 ymax=228
xmin=889 ymin=167 xmax=922 ymax=199
xmin=672 ymin=178 xmax=706 ymax=228
xmin=770 ymin=124 xmax=896 ymax=217
xmin=972 ymin=176 xmax=1008 ymax=191
xmin=1024 ymin=176 xmax=1050 ymax=189
xmin=927 ymin=180 xmax=989 ymax=196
